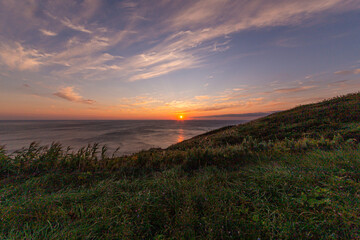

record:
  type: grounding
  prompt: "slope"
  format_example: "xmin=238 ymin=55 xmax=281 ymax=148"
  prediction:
xmin=169 ymin=92 xmax=360 ymax=150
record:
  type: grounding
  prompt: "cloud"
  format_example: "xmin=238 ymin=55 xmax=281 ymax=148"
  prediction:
xmin=127 ymin=55 xmax=199 ymax=81
xmin=44 ymin=10 xmax=94 ymax=34
xmin=169 ymin=0 xmax=358 ymax=40
xmin=195 ymin=95 xmax=211 ymax=100
xmin=0 ymin=42 xmax=49 ymax=71
xmin=56 ymin=36 xmax=111 ymax=61
xmin=334 ymin=68 xmax=360 ymax=75
xmin=193 ymin=111 xmax=276 ymax=119
xmin=60 ymin=17 xmax=92 ymax=33
xmin=120 ymin=95 xmax=163 ymax=107
xmin=78 ymin=0 xmax=360 ymax=82
xmin=39 ymin=29 xmax=57 ymax=36
xmin=188 ymin=102 xmax=239 ymax=112
xmin=54 ymin=87 xmax=95 ymax=104
xmin=1 ymin=0 xmax=360 ymax=83
xmin=270 ymin=86 xmax=315 ymax=94
xmin=45 ymin=11 xmax=93 ymax=33
xmin=119 ymin=0 xmax=360 ymax=81
xmin=211 ymin=40 xmax=231 ymax=52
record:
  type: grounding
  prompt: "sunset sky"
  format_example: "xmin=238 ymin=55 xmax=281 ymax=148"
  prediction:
xmin=1 ymin=0 xmax=360 ymax=120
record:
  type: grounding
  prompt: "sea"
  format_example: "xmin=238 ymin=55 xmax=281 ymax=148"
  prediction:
xmin=0 ymin=120 xmax=245 ymax=156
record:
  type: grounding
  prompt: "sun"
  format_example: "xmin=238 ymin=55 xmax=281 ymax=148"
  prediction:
xmin=179 ymin=115 xmax=184 ymax=120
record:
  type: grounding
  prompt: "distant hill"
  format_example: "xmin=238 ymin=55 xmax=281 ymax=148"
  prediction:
xmin=169 ymin=92 xmax=360 ymax=150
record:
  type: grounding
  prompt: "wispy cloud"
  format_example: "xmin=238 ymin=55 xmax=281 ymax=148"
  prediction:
xmin=195 ymin=95 xmax=211 ymax=100
xmin=190 ymin=103 xmax=239 ymax=112
xmin=0 ymin=42 xmax=49 ymax=71
xmin=45 ymin=0 xmax=360 ymax=82
xmin=118 ymin=0 xmax=360 ymax=81
xmin=127 ymin=54 xmax=200 ymax=81
xmin=168 ymin=0 xmax=358 ymax=45
xmin=54 ymin=87 xmax=95 ymax=104
xmin=334 ymin=68 xmax=360 ymax=75
xmin=60 ymin=17 xmax=92 ymax=33
xmin=120 ymin=95 xmax=163 ymax=107
xmin=39 ymin=29 xmax=57 ymax=36
xmin=193 ymin=112 xmax=276 ymax=119
xmin=2 ymin=0 xmax=358 ymax=82
xmin=107 ymin=74 xmax=355 ymax=117
xmin=269 ymin=86 xmax=315 ymax=94
xmin=211 ymin=40 xmax=231 ymax=52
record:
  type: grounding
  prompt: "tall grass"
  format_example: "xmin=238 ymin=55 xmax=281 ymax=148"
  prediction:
xmin=1 ymin=133 xmax=357 ymax=179
xmin=1 ymin=146 xmax=360 ymax=239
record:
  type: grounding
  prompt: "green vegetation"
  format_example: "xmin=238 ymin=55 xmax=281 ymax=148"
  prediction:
xmin=1 ymin=92 xmax=360 ymax=239
xmin=171 ymin=92 xmax=360 ymax=150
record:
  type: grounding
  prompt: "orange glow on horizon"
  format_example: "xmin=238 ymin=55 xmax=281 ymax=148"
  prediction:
xmin=177 ymin=114 xmax=185 ymax=120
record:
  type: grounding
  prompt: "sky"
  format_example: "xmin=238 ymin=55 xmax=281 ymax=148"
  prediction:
xmin=0 ymin=0 xmax=360 ymax=120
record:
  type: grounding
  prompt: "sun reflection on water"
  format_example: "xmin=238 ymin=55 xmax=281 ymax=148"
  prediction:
xmin=177 ymin=128 xmax=184 ymax=142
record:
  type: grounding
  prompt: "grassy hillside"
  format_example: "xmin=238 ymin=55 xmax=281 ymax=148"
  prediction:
xmin=1 ymin=93 xmax=360 ymax=239
xmin=170 ymin=92 xmax=360 ymax=150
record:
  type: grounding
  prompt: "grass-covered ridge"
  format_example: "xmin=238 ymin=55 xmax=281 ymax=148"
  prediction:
xmin=170 ymin=92 xmax=360 ymax=150
xmin=1 ymin=92 xmax=360 ymax=239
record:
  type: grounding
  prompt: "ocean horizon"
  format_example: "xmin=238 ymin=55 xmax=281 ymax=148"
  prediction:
xmin=0 ymin=120 xmax=246 ymax=155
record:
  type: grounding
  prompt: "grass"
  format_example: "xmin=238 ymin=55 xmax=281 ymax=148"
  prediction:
xmin=170 ymin=92 xmax=360 ymax=150
xmin=1 ymin=92 xmax=360 ymax=239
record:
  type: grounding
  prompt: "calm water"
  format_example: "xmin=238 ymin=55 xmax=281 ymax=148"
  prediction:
xmin=0 ymin=120 xmax=245 ymax=155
